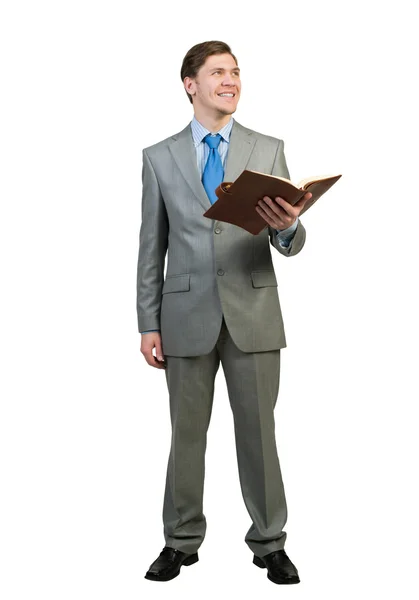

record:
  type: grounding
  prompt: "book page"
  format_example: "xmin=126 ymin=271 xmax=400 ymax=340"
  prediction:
xmin=248 ymin=170 xmax=294 ymax=184
xmin=297 ymin=174 xmax=340 ymax=189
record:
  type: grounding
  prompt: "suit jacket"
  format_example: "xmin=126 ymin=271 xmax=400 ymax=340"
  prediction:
xmin=136 ymin=119 xmax=306 ymax=357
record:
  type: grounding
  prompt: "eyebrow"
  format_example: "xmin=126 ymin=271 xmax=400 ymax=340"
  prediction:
xmin=210 ymin=67 xmax=240 ymax=72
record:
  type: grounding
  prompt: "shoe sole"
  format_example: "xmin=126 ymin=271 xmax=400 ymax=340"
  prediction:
xmin=145 ymin=553 xmax=199 ymax=582
xmin=253 ymin=555 xmax=300 ymax=585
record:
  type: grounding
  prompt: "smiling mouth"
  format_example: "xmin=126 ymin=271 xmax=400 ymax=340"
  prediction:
xmin=217 ymin=93 xmax=236 ymax=98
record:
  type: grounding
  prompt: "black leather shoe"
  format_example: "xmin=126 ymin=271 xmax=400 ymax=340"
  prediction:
xmin=144 ymin=546 xmax=199 ymax=582
xmin=253 ymin=549 xmax=300 ymax=584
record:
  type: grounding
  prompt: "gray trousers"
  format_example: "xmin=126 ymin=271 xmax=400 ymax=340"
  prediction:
xmin=162 ymin=317 xmax=288 ymax=557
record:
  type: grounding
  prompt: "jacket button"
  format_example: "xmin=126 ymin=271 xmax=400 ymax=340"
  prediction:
xmin=214 ymin=228 xmax=221 ymax=234
xmin=217 ymin=269 xmax=225 ymax=276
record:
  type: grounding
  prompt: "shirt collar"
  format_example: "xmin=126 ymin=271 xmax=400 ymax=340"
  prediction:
xmin=191 ymin=116 xmax=234 ymax=147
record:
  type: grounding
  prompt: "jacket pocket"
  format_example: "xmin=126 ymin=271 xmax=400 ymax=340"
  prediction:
xmin=162 ymin=273 xmax=190 ymax=294
xmin=251 ymin=270 xmax=278 ymax=288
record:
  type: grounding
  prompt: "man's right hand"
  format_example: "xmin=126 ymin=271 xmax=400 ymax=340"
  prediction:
xmin=140 ymin=332 xmax=166 ymax=369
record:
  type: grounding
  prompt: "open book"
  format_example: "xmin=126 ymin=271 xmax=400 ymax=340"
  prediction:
xmin=203 ymin=170 xmax=342 ymax=235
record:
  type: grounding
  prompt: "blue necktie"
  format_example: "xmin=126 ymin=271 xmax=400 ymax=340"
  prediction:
xmin=202 ymin=133 xmax=224 ymax=204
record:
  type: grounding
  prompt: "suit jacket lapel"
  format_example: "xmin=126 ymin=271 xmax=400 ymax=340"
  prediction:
xmin=169 ymin=124 xmax=211 ymax=211
xmin=224 ymin=120 xmax=256 ymax=183
xmin=169 ymin=119 xmax=256 ymax=212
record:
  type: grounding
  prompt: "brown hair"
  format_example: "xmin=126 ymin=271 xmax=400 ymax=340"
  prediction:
xmin=180 ymin=41 xmax=238 ymax=104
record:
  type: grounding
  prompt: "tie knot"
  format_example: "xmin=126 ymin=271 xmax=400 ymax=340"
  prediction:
xmin=203 ymin=133 xmax=222 ymax=149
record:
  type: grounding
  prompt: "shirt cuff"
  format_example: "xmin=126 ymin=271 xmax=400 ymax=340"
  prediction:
xmin=140 ymin=329 xmax=160 ymax=334
xmin=275 ymin=218 xmax=299 ymax=248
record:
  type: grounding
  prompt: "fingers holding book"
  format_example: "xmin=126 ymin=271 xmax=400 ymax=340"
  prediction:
xmin=256 ymin=192 xmax=312 ymax=231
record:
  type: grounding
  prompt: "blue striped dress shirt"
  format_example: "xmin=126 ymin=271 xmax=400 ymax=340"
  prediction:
xmin=140 ymin=116 xmax=298 ymax=334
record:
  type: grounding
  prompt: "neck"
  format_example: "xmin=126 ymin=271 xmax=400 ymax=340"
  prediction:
xmin=193 ymin=110 xmax=232 ymax=133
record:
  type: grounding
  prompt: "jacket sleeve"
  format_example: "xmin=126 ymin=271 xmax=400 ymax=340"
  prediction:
xmin=268 ymin=138 xmax=306 ymax=257
xmin=136 ymin=149 xmax=169 ymax=333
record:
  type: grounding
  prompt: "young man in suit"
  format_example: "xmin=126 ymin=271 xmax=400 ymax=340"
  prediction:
xmin=137 ymin=40 xmax=312 ymax=584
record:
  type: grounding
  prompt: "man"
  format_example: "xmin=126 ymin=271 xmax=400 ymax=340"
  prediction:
xmin=137 ymin=41 xmax=312 ymax=585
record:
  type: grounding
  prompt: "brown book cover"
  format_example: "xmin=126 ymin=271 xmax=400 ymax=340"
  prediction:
xmin=203 ymin=170 xmax=342 ymax=235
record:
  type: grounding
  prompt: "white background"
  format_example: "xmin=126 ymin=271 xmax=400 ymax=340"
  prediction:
xmin=1 ymin=0 xmax=418 ymax=598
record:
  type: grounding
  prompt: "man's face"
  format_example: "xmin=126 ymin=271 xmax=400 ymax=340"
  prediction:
xmin=186 ymin=53 xmax=241 ymax=116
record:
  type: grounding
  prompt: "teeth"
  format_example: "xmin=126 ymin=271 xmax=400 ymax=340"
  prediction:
xmin=218 ymin=93 xmax=234 ymax=97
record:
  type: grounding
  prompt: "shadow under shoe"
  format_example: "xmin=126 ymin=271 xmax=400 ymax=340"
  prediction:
xmin=145 ymin=546 xmax=199 ymax=582
xmin=253 ymin=549 xmax=300 ymax=584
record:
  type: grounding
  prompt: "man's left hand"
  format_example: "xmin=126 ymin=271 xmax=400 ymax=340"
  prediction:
xmin=255 ymin=191 xmax=312 ymax=231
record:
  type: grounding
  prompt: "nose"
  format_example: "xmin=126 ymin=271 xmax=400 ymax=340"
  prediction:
xmin=222 ymin=72 xmax=235 ymax=86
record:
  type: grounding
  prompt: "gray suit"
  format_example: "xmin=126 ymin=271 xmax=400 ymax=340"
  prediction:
xmin=136 ymin=119 xmax=306 ymax=557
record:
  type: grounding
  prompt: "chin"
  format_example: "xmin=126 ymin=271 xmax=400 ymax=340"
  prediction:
xmin=218 ymin=105 xmax=237 ymax=116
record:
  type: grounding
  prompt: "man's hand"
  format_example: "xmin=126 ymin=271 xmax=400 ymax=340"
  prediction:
xmin=141 ymin=332 xmax=166 ymax=369
xmin=255 ymin=191 xmax=313 ymax=231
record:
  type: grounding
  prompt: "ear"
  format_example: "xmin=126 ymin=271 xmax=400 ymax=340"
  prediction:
xmin=184 ymin=76 xmax=196 ymax=98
